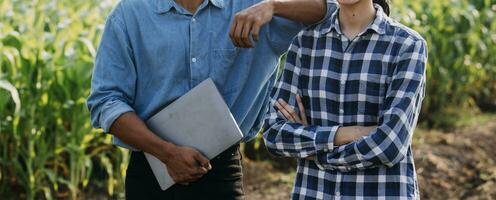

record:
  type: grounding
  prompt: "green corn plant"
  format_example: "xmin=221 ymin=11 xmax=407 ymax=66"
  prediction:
xmin=392 ymin=0 xmax=496 ymax=129
xmin=0 ymin=0 xmax=127 ymax=199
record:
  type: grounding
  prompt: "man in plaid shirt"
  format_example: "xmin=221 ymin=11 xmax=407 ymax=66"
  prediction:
xmin=263 ymin=2 xmax=427 ymax=199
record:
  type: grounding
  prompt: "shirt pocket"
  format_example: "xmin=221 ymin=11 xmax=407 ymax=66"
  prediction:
xmin=358 ymin=74 xmax=389 ymax=116
xmin=209 ymin=49 xmax=240 ymax=98
xmin=360 ymin=74 xmax=387 ymax=96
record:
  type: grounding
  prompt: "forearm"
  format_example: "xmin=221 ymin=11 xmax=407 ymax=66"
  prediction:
xmin=334 ymin=126 xmax=375 ymax=146
xmin=263 ymin=120 xmax=339 ymax=158
xmin=264 ymin=123 xmax=374 ymax=159
xmin=110 ymin=112 xmax=175 ymax=159
xmin=316 ymin=122 xmax=411 ymax=172
xmin=270 ymin=0 xmax=327 ymax=24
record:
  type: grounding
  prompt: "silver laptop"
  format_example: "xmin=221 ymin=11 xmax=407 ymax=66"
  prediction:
xmin=144 ymin=78 xmax=244 ymax=190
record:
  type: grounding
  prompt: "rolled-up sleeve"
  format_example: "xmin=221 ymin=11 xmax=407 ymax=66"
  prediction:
xmin=315 ymin=39 xmax=428 ymax=172
xmin=87 ymin=7 xmax=136 ymax=133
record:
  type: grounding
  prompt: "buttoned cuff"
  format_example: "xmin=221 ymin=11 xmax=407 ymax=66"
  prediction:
xmin=314 ymin=151 xmax=350 ymax=171
xmin=100 ymin=99 xmax=135 ymax=133
xmin=314 ymin=125 xmax=339 ymax=152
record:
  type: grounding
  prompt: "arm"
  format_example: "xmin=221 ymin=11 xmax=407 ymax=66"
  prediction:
xmin=275 ymin=97 xmax=377 ymax=149
xmin=314 ymin=40 xmax=428 ymax=172
xmin=87 ymin=7 xmax=209 ymax=183
xmin=262 ymin=36 xmax=341 ymax=158
xmin=230 ymin=0 xmax=337 ymax=48
xmin=272 ymin=0 xmax=328 ymax=24
xmin=110 ymin=113 xmax=210 ymax=183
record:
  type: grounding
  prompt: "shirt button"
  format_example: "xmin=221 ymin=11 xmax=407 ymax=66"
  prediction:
xmin=339 ymin=109 xmax=344 ymax=114
xmin=340 ymin=80 xmax=346 ymax=84
xmin=192 ymin=18 xmax=196 ymax=22
xmin=192 ymin=57 xmax=197 ymax=63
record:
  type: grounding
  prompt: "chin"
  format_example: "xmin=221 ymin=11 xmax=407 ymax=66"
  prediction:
xmin=337 ymin=0 xmax=362 ymax=5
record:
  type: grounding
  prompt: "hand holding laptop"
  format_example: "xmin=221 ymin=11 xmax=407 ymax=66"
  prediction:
xmin=145 ymin=79 xmax=244 ymax=190
xmin=158 ymin=145 xmax=212 ymax=184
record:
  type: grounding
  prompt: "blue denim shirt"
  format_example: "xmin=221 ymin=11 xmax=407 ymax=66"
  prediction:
xmin=87 ymin=0 xmax=336 ymax=149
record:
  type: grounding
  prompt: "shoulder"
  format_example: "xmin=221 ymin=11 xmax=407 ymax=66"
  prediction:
xmin=384 ymin=17 xmax=426 ymax=48
xmin=106 ymin=0 xmax=154 ymax=28
xmin=290 ymin=21 xmax=330 ymax=50
xmin=291 ymin=5 xmax=338 ymax=47
xmin=383 ymin=19 xmax=427 ymax=75
xmin=108 ymin=0 xmax=153 ymax=19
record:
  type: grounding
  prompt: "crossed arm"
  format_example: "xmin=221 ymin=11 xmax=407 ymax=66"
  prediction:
xmin=262 ymin=37 xmax=427 ymax=172
xmin=273 ymin=96 xmax=377 ymax=161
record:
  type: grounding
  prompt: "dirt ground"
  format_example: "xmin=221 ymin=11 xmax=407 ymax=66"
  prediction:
xmin=243 ymin=120 xmax=496 ymax=200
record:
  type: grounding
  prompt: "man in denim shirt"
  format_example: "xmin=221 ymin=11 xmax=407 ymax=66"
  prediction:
xmin=87 ymin=0 xmax=337 ymax=198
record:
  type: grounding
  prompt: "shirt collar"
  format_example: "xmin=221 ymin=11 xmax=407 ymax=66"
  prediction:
xmin=210 ymin=0 xmax=225 ymax=8
xmin=321 ymin=3 xmax=387 ymax=36
xmin=154 ymin=0 xmax=225 ymax=14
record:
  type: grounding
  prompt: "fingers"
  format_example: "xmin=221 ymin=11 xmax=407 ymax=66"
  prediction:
xmin=233 ymin=20 xmax=247 ymax=47
xmin=194 ymin=152 xmax=211 ymax=170
xmin=275 ymin=96 xmax=309 ymax=126
xmin=275 ymin=100 xmax=296 ymax=122
xmin=250 ymin=21 xmax=261 ymax=42
xmin=198 ymin=166 xmax=209 ymax=174
xmin=278 ymin=98 xmax=302 ymax=123
xmin=230 ymin=12 xmax=261 ymax=48
xmin=229 ymin=20 xmax=238 ymax=46
xmin=241 ymin=21 xmax=254 ymax=48
xmin=230 ymin=14 xmax=250 ymax=48
xmin=231 ymin=19 xmax=243 ymax=47
xmin=168 ymin=147 xmax=213 ymax=185
xmin=229 ymin=16 xmax=244 ymax=47
xmin=229 ymin=0 xmax=277 ymax=48
xmin=296 ymin=95 xmax=309 ymax=126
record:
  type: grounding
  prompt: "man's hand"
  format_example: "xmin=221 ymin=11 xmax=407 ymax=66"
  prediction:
xmin=229 ymin=1 xmax=275 ymax=48
xmin=108 ymin=112 xmax=212 ymax=184
xmin=229 ymin=0 xmax=328 ymax=48
xmin=158 ymin=144 xmax=212 ymax=184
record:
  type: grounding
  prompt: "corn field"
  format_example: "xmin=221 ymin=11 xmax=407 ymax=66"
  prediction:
xmin=0 ymin=0 xmax=127 ymax=199
xmin=0 ymin=0 xmax=495 ymax=199
xmin=392 ymin=0 xmax=496 ymax=128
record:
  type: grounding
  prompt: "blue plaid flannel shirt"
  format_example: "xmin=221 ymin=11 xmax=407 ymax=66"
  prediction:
xmin=263 ymin=4 xmax=427 ymax=200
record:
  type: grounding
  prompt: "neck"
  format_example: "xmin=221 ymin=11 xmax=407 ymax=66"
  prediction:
xmin=175 ymin=0 xmax=204 ymax=13
xmin=338 ymin=1 xmax=376 ymax=39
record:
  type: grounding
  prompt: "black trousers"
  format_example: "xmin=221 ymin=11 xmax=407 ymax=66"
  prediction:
xmin=125 ymin=145 xmax=244 ymax=200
